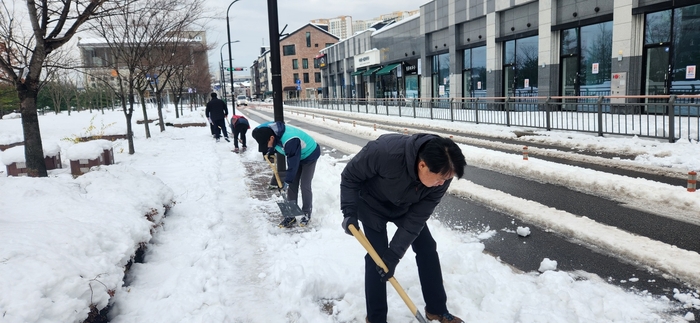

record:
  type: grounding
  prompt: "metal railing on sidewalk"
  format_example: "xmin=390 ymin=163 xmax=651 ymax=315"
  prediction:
xmin=285 ymin=95 xmax=700 ymax=143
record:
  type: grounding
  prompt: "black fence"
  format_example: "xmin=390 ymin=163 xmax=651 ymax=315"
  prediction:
xmin=285 ymin=95 xmax=700 ymax=143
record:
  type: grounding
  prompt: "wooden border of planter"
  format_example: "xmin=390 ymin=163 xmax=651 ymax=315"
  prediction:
xmin=76 ymin=134 xmax=127 ymax=142
xmin=0 ymin=142 xmax=23 ymax=151
xmin=136 ymin=119 xmax=157 ymax=124
xmin=168 ymin=122 xmax=206 ymax=128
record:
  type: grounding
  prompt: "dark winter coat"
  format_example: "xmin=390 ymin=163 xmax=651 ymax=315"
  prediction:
xmin=340 ymin=133 xmax=451 ymax=259
xmin=205 ymin=98 xmax=228 ymax=121
xmin=231 ymin=115 xmax=250 ymax=129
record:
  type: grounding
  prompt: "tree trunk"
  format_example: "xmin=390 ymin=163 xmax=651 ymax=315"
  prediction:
xmin=155 ymin=91 xmax=165 ymax=132
xmin=139 ymin=91 xmax=151 ymax=139
xmin=18 ymin=88 xmax=47 ymax=177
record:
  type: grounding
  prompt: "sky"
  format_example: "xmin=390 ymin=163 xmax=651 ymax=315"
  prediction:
xmin=200 ymin=0 xmax=430 ymax=75
xmin=1 ymin=103 xmax=699 ymax=323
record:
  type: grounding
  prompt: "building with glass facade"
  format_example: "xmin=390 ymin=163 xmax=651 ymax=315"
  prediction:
xmin=319 ymin=0 xmax=700 ymax=101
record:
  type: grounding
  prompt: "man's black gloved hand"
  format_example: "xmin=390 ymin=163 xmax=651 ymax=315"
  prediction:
xmin=341 ymin=215 xmax=358 ymax=236
xmin=376 ymin=249 xmax=400 ymax=282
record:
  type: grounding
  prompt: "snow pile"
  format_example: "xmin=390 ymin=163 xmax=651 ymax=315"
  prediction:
xmin=0 ymin=165 xmax=174 ymax=323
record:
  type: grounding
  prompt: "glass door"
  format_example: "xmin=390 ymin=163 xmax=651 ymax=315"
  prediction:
xmin=561 ymin=56 xmax=579 ymax=110
xmin=644 ymin=46 xmax=670 ymax=113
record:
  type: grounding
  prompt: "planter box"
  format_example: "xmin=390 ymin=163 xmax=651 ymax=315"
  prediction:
xmin=136 ymin=119 xmax=157 ymax=124
xmin=6 ymin=161 xmax=28 ymax=177
xmin=69 ymin=156 xmax=103 ymax=176
xmin=45 ymin=153 xmax=62 ymax=170
xmin=102 ymin=147 xmax=114 ymax=165
xmin=3 ymin=143 xmax=62 ymax=176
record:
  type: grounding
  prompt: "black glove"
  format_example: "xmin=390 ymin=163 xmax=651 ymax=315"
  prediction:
xmin=266 ymin=148 xmax=275 ymax=163
xmin=376 ymin=249 xmax=400 ymax=282
xmin=341 ymin=215 xmax=358 ymax=236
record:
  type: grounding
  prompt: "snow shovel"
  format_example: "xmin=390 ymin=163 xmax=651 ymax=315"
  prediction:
xmin=348 ymin=224 xmax=429 ymax=323
xmin=264 ymin=155 xmax=305 ymax=218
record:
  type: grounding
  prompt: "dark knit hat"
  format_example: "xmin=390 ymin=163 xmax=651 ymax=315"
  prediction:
xmin=252 ymin=126 xmax=275 ymax=153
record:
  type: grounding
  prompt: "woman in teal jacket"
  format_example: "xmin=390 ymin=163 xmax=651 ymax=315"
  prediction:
xmin=252 ymin=121 xmax=321 ymax=227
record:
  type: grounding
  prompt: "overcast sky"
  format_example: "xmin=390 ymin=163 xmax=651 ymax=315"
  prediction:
xmin=202 ymin=0 xmax=430 ymax=76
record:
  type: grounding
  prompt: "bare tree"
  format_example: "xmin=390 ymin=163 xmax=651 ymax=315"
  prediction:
xmin=87 ymin=0 xmax=204 ymax=153
xmin=0 ymin=0 xmax=129 ymax=177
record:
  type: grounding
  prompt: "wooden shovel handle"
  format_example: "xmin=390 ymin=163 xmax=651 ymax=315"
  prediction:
xmin=264 ymin=155 xmax=283 ymax=188
xmin=348 ymin=224 xmax=428 ymax=323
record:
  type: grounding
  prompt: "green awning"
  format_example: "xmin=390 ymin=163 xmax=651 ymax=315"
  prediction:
xmin=362 ymin=66 xmax=382 ymax=76
xmin=350 ymin=69 xmax=365 ymax=76
xmin=375 ymin=63 xmax=401 ymax=76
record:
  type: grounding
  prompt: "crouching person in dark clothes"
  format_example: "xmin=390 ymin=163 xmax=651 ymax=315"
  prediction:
xmin=252 ymin=121 xmax=320 ymax=228
xmin=340 ymin=133 xmax=467 ymax=323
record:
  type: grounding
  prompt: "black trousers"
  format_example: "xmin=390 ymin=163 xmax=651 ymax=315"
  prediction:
xmin=363 ymin=223 xmax=447 ymax=323
xmin=233 ymin=124 xmax=248 ymax=148
xmin=212 ymin=119 xmax=228 ymax=139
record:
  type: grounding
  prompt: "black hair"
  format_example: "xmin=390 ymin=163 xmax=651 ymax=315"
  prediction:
xmin=211 ymin=92 xmax=217 ymax=98
xmin=417 ymin=136 xmax=466 ymax=179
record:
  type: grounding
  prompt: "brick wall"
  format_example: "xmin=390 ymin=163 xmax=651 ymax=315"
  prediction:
xmin=280 ymin=25 xmax=338 ymax=99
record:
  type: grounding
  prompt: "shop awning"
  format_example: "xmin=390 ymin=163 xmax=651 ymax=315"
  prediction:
xmin=362 ymin=66 xmax=382 ymax=76
xmin=375 ymin=63 xmax=401 ymax=76
xmin=350 ymin=69 xmax=365 ymax=76
xmin=283 ymin=86 xmax=298 ymax=91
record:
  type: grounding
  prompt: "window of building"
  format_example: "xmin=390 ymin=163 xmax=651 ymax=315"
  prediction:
xmin=302 ymin=58 xmax=309 ymax=69
xmin=293 ymin=73 xmax=299 ymax=83
xmin=283 ymin=45 xmax=296 ymax=56
xmin=325 ymin=43 xmax=334 ymax=48
xmin=314 ymin=58 xmax=320 ymax=68
xmin=303 ymin=73 xmax=310 ymax=83
xmin=315 ymin=72 xmax=321 ymax=83
xmin=315 ymin=44 xmax=319 ymax=47
xmin=306 ymin=32 xmax=311 ymax=47
xmin=292 ymin=59 xmax=299 ymax=69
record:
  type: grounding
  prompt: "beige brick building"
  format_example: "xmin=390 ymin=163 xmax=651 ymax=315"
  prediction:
xmin=279 ymin=24 xmax=338 ymax=99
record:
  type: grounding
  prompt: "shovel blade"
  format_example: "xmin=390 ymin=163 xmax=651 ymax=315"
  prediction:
xmin=276 ymin=201 xmax=305 ymax=218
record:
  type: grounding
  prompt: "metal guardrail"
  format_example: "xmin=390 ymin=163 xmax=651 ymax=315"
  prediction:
xmin=285 ymin=95 xmax=700 ymax=143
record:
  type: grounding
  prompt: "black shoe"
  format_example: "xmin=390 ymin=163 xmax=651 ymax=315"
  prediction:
xmin=224 ymin=137 xmax=230 ymax=142
xmin=278 ymin=217 xmax=297 ymax=228
xmin=299 ymin=215 xmax=310 ymax=227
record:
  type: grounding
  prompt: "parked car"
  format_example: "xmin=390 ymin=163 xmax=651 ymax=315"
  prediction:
xmin=236 ymin=95 xmax=248 ymax=106
xmin=264 ymin=97 xmax=273 ymax=103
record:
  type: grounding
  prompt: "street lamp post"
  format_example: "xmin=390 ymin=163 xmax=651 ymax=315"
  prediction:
xmin=219 ymin=41 xmax=239 ymax=105
xmin=227 ymin=0 xmax=241 ymax=115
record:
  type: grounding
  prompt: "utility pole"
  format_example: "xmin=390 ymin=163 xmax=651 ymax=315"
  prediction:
xmin=266 ymin=0 xmax=284 ymax=122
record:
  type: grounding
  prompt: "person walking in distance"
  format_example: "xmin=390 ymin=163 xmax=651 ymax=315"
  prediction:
xmin=340 ymin=133 xmax=467 ymax=323
xmin=252 ymin=121 xmax=320 ymax=228
xmin=231 ymin=114 xmax=250 ymax=153
xmin=205 ymin=93 xmax=229 ymax=142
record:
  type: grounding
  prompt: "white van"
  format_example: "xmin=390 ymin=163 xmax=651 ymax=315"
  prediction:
xmin=236 ymin=95 xmax=248 ymax=106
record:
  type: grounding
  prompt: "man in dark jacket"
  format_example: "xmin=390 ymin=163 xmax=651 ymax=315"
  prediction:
xmin=205 ymin=93 xmax=229 ymax=142
xmin=230 ymin=114 xmax=250 ymax=153
xmin=340 ymin=133 xmax=467 ymax=323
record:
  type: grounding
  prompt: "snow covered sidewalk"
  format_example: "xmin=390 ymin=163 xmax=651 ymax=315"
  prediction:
xmin=0 ymin=107 xmax=695 ymax=323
